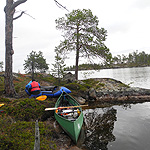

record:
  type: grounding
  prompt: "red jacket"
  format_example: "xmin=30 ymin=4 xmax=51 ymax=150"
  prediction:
xmin=30 ymin=81 xmax=40 ymax=92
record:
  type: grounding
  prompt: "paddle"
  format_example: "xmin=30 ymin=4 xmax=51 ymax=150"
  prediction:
xmin=0 ymin=103 xmax=4 ymax=107
xmin=45 ymin=104 xmax=88 ymax=111
xmin=36 ymin=95 xmax=47 ymax=101
xmin=0 ymin=104 xmax=5 ymax=113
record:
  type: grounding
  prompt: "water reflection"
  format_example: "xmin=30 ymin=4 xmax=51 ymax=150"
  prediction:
xmin=83 ymin=107 xmax=117 ymax=150
xmin=80 ymin=103 xmax=150 ymax=150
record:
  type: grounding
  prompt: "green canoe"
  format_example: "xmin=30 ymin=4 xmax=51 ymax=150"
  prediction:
xmin=54 ymin=92 xmax=83 ymax=143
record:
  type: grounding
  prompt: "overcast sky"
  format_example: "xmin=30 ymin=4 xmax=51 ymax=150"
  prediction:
xmin=1 ymin=0 xmax=150 ymax=73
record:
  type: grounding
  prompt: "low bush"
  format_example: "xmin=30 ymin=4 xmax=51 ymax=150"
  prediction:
xmin=2 ymin=98 xmax=55 ymax=121
xmin=0 ymin=116 xmax=56 ymax=150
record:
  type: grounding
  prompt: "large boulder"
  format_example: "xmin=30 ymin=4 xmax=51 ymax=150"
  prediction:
xmin=63 ymin=72 xmax=76 ymax=83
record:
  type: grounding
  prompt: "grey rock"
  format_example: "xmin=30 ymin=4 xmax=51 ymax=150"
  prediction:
xmin=63 ymin=72 xmax=76 ymax=83
xmin=77 ymin=97 xmax=86 ymax=104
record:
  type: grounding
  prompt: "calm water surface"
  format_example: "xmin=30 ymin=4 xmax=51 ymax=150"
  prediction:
xmin=79 ymin=67 xmax=150 ymax=150
xmin=78 ymin=66 xmax=150 ymax=89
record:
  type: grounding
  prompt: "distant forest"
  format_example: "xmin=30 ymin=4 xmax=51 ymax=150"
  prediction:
xmin=65 ymin=50 xmax=150 ymax=71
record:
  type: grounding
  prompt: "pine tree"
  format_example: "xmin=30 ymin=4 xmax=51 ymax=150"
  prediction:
xmin=52 ymin=46 xmax=66 ymax=80
xmin=56 ymin=9 xmax=112 ymax=80
xmin=24 ymin=51 xmax=49 ymax=79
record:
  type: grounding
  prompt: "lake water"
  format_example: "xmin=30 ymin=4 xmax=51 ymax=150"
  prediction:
xmin=79 ymin=67 xmax=150 ymax=150
xmin=78 ymin=66 xmax=150 ymax=89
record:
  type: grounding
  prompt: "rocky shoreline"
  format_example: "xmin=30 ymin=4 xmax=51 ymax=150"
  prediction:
xmin=62 ymin=78 xmax=150 ymax=149
xmin=75 ymin=78 xmax=150 ymax=105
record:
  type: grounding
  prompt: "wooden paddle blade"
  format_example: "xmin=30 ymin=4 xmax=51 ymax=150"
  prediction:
xmin=45 ymin=107 xmax=57 ymax=111
xmin=0 ymin=103 xmax=4 ymax=107
xmin=36 ymin=95 xmax=47 ymax=101
xmin=45 ymin=104 xmax=88 ymax=111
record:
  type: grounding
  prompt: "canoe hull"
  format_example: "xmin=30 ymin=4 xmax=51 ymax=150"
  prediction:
xmin=54 ymin=112 xmax=83 ymax=143
xmin=54 ymin=92 xmax=83 ymax=143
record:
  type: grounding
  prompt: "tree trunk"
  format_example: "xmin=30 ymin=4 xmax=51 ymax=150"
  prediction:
xmin=31 ymin=61 xmax=35 ymax=80
xmin=75 ymin=49 xmax=79 ymax=80
xmin=4 ymin=0 xmax=27 ymax=97
xmin=4 ymin=0 xmax=16 ymax=97
xmin=75 ymin=25 xmax=79 ymax=80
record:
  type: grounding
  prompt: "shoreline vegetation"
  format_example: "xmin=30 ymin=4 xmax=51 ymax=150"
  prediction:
xmin=65 ymin=62 xmax=150 ymax=71
xmin=65 ymin=50 xmax=150 ymax=71
xmin=0 ymin=71 xmax=150 ymax=149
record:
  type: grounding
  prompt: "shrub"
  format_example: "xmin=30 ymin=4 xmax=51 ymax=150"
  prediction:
xmin=0 ymin=116 xmax=56 ymax=150
xmin=3 ymin=98 xmax=54 ymax=121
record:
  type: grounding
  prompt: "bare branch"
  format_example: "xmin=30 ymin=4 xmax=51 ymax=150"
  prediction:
xmin=14 ymin=10 xmax=35 ymax=20
xmin=13 ymin=11 xmax=25 ymax=20
xmin=23 ymin=11 xmax=35 ymax=19
xmin=54 ymin=0 xmax=69 ymax=11
xmin=12 ymin=0 xmax=27 ymax=10
xmin=24 ymin=12 xmax=35 ymax=19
